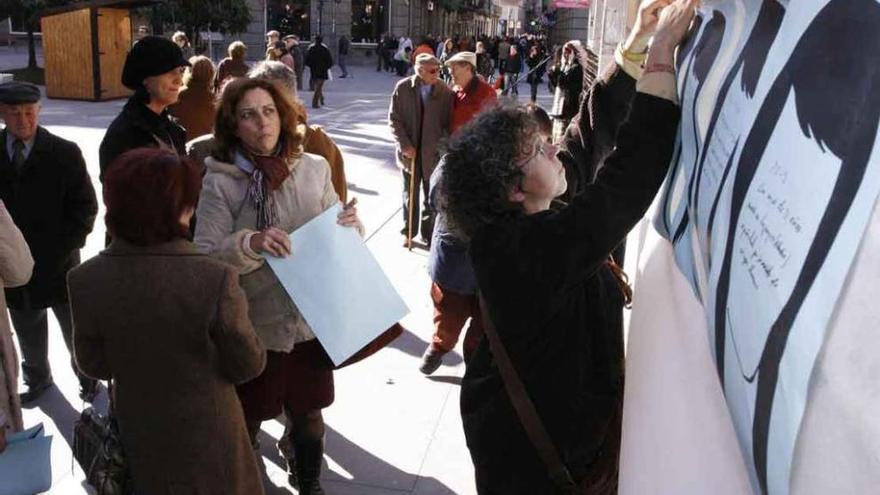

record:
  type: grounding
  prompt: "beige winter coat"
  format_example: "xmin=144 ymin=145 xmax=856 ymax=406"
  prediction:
xmin=388 ymin=75 xmax=454 ymax=179
xmin=0 ymin=202 xmax=33 ymax=432
xmin=194 ymin=152 xmax=339 ymax=352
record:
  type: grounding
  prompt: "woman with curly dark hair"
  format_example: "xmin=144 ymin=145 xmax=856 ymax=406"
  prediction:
xmin=438 ymin=1 xmax=696 ymax=493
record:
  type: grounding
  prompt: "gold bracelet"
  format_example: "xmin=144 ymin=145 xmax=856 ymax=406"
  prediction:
xmin=621 ymin=46 xmax=648 ymax=63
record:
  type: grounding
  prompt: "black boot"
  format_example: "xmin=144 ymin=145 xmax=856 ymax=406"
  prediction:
xmin=294 ymin=436 xmax=324 ymax=495
xmin=292 ymin=411 xmax=325 ymax=495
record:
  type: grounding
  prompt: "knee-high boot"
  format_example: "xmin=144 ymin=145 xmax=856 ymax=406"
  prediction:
xmin=291 ymin=409 xmax=326 ymax=495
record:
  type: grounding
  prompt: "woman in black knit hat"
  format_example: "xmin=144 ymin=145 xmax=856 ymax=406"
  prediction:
xmin=99 ymin=36 xmax=191 ymax=183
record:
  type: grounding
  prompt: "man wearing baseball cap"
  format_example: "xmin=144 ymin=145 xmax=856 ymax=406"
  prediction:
xmin=100 ymin=35 xmax=191 ymax=181
xmin=0 ymin=81 xmax=99 ymax=403
xmin=446 ymin=51 xmax=497 ymax=133
xmin=388 ymin=53 xmax=453 ymax=248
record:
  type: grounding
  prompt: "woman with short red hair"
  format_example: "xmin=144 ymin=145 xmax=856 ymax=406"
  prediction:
xmin=68 ymin=148 xmax=266 ymax=495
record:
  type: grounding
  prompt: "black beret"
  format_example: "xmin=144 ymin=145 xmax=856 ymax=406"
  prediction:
xmin=121 ymin=35 xmax=191 ymax=90
xmin=0 ymin=81 xmax=41 ymax=104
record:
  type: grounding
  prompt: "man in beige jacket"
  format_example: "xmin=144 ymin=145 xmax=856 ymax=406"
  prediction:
xmin=388 ymin=53 xmax=454 ymax=246
xmin=0 ymin=199 xmax=33 ymax=450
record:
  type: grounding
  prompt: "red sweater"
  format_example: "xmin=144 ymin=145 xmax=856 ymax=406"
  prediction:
xmin=451 ymin=77 xmax=497 ymax=134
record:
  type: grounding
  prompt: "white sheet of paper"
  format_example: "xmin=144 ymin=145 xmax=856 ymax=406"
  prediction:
xmin=266 ymin=204 xmax=409 ymax=365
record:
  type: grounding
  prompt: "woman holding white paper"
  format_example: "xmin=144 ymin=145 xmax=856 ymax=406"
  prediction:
xmin=194 ymin=77 xmax=362 ymax=494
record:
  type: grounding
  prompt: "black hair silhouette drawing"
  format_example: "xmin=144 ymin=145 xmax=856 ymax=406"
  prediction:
xmin=712 ymin=1 xmax=880 ymax=492
xmin=670 ymin=10 xmax=727 ymax=249
xmin=658 ymin=11 xmax=709 ymax=237
xmin=699 ymin=0 xmax=786 ymax=245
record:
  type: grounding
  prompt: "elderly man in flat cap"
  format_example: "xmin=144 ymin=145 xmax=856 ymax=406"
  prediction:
xmin=0 ymin=82 xmax=99 ymax=403
xmin=388 ymin=52 xmax=454 ymax=248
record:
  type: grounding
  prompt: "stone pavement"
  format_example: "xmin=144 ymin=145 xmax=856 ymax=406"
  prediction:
xmin=0 ymin=47 xmax=555 ymax=494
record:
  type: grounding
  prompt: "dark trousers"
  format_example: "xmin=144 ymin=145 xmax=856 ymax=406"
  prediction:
xmin=295 ymin=66 xmax=304 ymax=91
xmin=338 ymin=54 xmax=348 ymax=77
xmin=10 ymin=303 xmax=95 ymax=388
xmin=530 ymin=81 xmax=540 ymax=103
xmin=508 ymin=73 xmax=520 ymax=95
xmin=396 ymin=60 xmax=409 ymax=76
xmin=312 ymin=78 xmax=326 ymax=108
xmin=401 ymin=165 xmax=434 ymax=242
xmin=430 ymin=282 xmax=483 ymax=362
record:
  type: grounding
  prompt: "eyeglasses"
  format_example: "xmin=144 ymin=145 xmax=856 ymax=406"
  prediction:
xmin=514 ymin=138 xmax=554 ymax=169
xmin=424 ymin=68 xmax=440 ymax=74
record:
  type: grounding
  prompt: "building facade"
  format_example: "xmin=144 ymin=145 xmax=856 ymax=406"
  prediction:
xmin=238 ymin=0 xmax=504 ymax=60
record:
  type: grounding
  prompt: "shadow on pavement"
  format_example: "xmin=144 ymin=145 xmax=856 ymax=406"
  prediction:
xmin=425 ymin=375 xmax=462 ymax=386
xmin=388 ymin=328 xmax=464 ymax=368
xmin=256 ymin=424 xmax=456 ymax=494
xmin=348 ymin=183 xmax=381 ymax=196
xmin=27 ymin=385 xmax=81 ymax=449
xmin=325 ymin=425 xmax=456 ymax=494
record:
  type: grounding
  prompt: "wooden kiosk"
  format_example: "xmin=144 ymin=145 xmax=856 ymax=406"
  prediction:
xmin=40 ymin=0 xmax=158 ymax=101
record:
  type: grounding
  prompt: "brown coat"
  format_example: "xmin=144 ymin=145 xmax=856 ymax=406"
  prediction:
xmin=302 ymin=124 xmax=347 ymax=203
xmin=0 ymin=202 xmax=32 ymax=432
xmin=68 ymin=239 xmax=266 ymax=495
xmin=388 ymin=75 xmax=454 ymax=179
xmin=169 ymin=83 xmax=216 ymax=142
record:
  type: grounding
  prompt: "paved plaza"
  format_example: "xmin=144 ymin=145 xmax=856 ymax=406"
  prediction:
xmin=2 ymin=47 xmax=555 ymax=494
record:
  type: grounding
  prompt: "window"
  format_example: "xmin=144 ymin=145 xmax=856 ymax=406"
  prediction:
xmin=351 ymin=0 xmax=387 ymax=42
xmin=268 ymin=0 xmax=311 ymax=40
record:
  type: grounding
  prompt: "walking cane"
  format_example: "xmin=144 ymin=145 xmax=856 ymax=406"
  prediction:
xmin=406 ymin=155 xmax=418 ymax=251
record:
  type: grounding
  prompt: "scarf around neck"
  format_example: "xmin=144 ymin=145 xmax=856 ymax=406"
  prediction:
xmin=234 ymin=147 xmax=290 ymax=230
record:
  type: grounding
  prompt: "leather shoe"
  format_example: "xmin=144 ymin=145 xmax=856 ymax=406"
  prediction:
xmin=419 ymin=346 xmax=445 ymax=375
xmin=79 ymin=380 xmax=99 ymax=403
xmin=19 ymin=382 xmax=53 ymax=404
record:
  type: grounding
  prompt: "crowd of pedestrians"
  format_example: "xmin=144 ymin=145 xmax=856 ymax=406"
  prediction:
xmin=0 ymin=0 xmax=699 ymax=493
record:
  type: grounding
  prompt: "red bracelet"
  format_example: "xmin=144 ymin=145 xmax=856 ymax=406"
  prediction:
xmin=643 ymin=63 xmax=675 ymax=75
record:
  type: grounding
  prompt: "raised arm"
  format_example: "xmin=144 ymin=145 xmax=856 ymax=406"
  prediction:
xmin=524 ymin=0 xmax=695 ymax=293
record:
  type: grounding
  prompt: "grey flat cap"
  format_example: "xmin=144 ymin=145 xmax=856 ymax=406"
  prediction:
xmin=0 ymin=81 xmax=41 ymax=104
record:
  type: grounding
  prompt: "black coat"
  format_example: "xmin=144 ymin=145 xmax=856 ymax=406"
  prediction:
xmin=0 ymin=127 xmax=97 ymax=309
xmin=305 ymin=44 xmax=334 ymax=80
xmin=549 ymin=61 xmax=585 ymax=120
xmin=99 ymin=97 xmax=187 ymax=182
xmin=461 ymin=93 xmax=679 ymax=493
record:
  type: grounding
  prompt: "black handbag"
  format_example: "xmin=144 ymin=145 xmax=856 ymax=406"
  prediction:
xmin=72 ymin=381 xmax=132 ymax=495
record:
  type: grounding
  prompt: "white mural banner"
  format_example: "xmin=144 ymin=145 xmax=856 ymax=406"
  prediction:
xmin=620 ymin=0 xmax=880 ymax=494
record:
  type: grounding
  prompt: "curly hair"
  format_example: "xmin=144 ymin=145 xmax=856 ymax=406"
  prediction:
xmin=439 ymin=105 xmax=541 ymax=240
xmin=212 ymin=77 xmax=305 ymax=163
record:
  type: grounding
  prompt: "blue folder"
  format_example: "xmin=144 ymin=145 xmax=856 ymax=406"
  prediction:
xmin=0 ymin=423 xmax=52 ymax=495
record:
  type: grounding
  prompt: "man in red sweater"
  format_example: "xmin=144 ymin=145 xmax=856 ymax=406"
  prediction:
xmin=446 ymin=52 xmax=497 ymax=133
xmin=418 ymin=52 xmax=498 ymax=376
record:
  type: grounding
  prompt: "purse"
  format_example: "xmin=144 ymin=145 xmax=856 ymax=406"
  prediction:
xmin=73 ymin=381 xmax=132 ymax=495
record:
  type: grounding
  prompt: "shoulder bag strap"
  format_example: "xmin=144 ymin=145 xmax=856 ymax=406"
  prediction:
xmin=477 ymin=293 xmax=577 ymax=492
